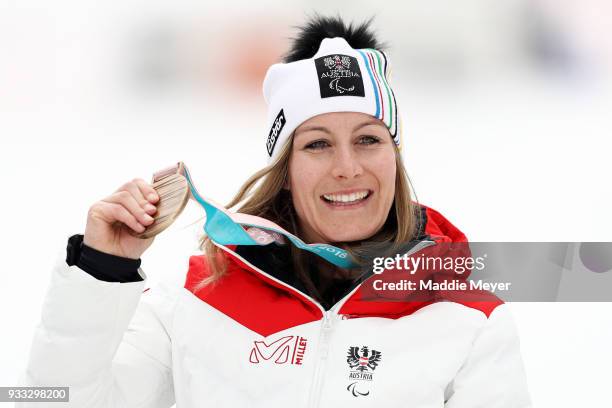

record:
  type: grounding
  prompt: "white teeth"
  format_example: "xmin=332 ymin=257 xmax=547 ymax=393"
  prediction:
xmin=323 ymin=191 xmax=369 ymax=203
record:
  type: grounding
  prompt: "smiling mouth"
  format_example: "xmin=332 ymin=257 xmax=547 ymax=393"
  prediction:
xmin=321 ymin=190 xmax=372 ymax=206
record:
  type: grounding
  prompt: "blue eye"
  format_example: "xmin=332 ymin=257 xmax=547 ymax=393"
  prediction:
xmin=305 ymin=140 xmax=329 ymax=150
xmin=359 ymin=136 xmax=380 ymax=145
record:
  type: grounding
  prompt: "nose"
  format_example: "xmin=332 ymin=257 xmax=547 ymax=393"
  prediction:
xmin=331 ymin=145 xmax=363 ymax=180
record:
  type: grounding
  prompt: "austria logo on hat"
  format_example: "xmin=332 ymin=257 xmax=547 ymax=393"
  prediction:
xmin=315 ymin=54 xmax=365 ymax=98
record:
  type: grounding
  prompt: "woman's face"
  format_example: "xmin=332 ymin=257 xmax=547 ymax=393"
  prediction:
xmin=288 ymin=112 xmax=396 ymax=243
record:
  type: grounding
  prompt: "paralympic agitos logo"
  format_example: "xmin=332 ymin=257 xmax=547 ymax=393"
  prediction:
xmin=346 ymin=345 xmax=382 ymax=397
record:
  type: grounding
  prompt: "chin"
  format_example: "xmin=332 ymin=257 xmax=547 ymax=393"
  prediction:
xmin=324 ymin=226 xmax=378 ymax=243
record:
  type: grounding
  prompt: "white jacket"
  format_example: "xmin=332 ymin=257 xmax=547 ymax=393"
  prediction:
xmin=18 ymin=205 xmax=531 ymax=407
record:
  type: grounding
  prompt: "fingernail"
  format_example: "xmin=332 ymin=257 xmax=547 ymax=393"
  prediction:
xmin=145 ymin=204 xmax=156 ymax=212
xmin=147 ymin=193 xmax=158 ymax=202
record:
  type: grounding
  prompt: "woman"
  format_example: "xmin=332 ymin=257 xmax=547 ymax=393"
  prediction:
xmin=19 ymin=15 xmax=531 ymax=407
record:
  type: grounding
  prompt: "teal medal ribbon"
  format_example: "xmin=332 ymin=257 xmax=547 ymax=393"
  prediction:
xmin=181 ymin=165 xmax=357 ymax=269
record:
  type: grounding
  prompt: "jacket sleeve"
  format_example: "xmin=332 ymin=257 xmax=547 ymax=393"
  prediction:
xmin=16 ymin=249 xmax=177 ymax=408
xmin=444 ymin=303 xmax=531 ymax=408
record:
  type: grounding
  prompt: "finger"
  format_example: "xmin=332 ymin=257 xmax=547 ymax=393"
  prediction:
xmin=97 ymin=201 xmax=145 ymax=233
xmin=133 ymin=178 xmax=159 ymax=204
xmin=124 ymin=179 xmax=158 ymax=214
xmin=103 ymin=190 xmax=154 ymax=226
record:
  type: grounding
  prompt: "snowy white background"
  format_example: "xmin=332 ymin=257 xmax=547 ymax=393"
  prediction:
xmin=1 ymin=0 xmax=611 ymax=406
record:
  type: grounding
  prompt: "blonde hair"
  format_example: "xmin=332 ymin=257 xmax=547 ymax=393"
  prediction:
xmin=194 ymin=134 xmax=421 ymax=299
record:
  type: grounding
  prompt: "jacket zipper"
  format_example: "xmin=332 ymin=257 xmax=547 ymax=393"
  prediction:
xmin=307 ymin=310 xmax=336 ymax=408
xmin=305 ymin=285 xmax=361 ymax=408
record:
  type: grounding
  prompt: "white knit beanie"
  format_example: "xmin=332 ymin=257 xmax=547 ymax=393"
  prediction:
xmin=262 ymin=37 xmax=401 ymax=163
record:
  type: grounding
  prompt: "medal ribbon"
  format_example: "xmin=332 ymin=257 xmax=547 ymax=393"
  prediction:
xmin=181 ymin=165 xmax=357 ymax=269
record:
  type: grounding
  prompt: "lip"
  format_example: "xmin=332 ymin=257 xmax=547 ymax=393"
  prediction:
xmin=320 ymin=189 xmax=373 ymax=210
xmin=321 ymin=188 xmax=372 ymax=196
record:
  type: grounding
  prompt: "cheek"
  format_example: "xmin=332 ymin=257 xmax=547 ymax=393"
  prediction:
xmin=289 ymin=158 xmax=321 ymax=211
xmin=371 ymin=152 xmax=397 ymax=199
xmin=384 ymin=164 xmax=397 ymax=195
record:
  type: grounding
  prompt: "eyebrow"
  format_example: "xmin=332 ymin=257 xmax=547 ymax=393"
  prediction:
xmin=295 ymin=119 xmax=385 ymax=136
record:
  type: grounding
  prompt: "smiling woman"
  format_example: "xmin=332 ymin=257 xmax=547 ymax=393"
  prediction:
xmin=290 ymin=113 xmax=398 ymax=243
xmin=198 ymin=108 xmax=417 ymax=306
xmin=18 ymin=13 xmax=531 ymax=408
xmin=196 ymin=21 xmax=420 ymax=302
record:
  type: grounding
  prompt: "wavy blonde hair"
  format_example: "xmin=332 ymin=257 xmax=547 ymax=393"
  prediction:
xmin=194 ymin=134 xmax=420 ymax=299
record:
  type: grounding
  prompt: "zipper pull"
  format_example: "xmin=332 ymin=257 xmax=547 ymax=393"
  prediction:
xmin=322 ymin=311 xmax=333 ymax=330
xmin=319 ymin=312 xmax=335 ymax=359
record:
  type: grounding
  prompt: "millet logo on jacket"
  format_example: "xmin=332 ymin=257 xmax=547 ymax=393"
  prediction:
xmin=249 ymin=335 xmax=308 ymax=365
xmin=346 ymin=346 xmax=382 ymax=397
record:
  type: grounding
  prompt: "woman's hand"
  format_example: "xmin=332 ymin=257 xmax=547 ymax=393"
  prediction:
xmin=83 ymin=178 xmax=159 ymax=259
